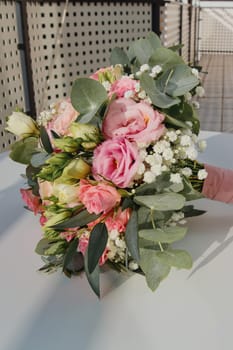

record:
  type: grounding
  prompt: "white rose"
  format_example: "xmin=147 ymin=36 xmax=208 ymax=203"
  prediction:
xmin=6 ymin=111 xmax=39 ymax=138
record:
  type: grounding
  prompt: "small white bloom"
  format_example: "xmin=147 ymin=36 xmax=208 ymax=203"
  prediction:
xmin=180 ymin=135 xmax=192 ymax=146
xmin=197 ymin=169 xmax=208 ymax=180
xmin=195 ymin=86 xmax=205 ymax=97
xmin=179 ymin=219 xmax=187 ymax=225
xmin=185 ymin=92 xmax=192 ymax=101
xmin=129 ymin=261 xmax=139 ymax=271
xmin=151 ymin=164 xmax=162 ymax=176
xmin=191 ymin=68 xmax=199 ymax=78
xmin=149 ymin=72 xmax=157 ymax=78
xmin=49 ymin=103 xmax=56 ymax=109
xmin=185 ymin=146 xmax=198 ymax=160
xmin=137 ymin=162 xmax=146 ymax=175
xmin=124 ymin=90 xmax=134 ymax=99
xmin=145 ymin=154 xmax=157 ymax=166
xmin=171 ymin=212 xmax=184 ymax=222
xmin=51 ymin=108 xmax=57 ymax=115
xmin=162 ymin=148 xmax=174 ymax=161
xmin=115 ymin=237 xmax=126 ymax=249
xmin=153 ymin=140 xmax=170 ymax=154
xmin=129 ymin=74 xmax=135 ymax=79
xmin=176 ymin=130 xmax=181 ymax=135
xmin=152 ymin=65 xmax=162 ymax=75
xmin=135 ymin=71 xmax=142 ymax=77
xmin=143 ymin=171 xmax=156 ymax=183
xmin=166 ymin=130 xmax=177 ymax=142
xmin=181 ymin=167 xmax=192 ymax=177
xmin=161 ymin=165 xmax=168 ymax=171
xmin=198 ymin=139 xmax=207 ymax=151
xmin=102 ymin=81 xmax=111 ymax=91
xmin=140 ymin=64 xmax=150 ymax=72
xmin=192 ymin=101 xmax=200 ymax=109
xmin=185 ymin=121 xmax=193 ymax=128
xmin=138 ymin=90 xmax=146 ymax=99
xmin=109 ymin=229 xmax=119 ymax=240
xmin=170 ymin=173 xmax=182 ymax=184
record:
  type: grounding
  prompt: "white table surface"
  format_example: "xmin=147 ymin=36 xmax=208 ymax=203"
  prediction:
xmin=1 ymin=131 xmax=233 ymax=350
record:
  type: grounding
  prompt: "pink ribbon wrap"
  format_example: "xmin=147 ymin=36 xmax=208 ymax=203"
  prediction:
xmin=202 ymin=164 xmax=233 ymax=204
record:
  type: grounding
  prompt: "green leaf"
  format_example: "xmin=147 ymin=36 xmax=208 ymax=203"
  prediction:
xmin=40 ymin=126 xmax=53 ymax=153
xmin=134 ymin=193 xmax=185 ymax=211
xmin=165 ymin=114 xmax=189 ymax=130
xmin=9 ymin=137 xmax=38 ymax=164
xmin=149 ymin=48 xmax=184 ymax=71
xmin=183 ymin=205 xmax=206 ymax=218
xmin=84 ymin=249 xmax=100 ymax=297
xmin=157 ymin=249 xmax=193 ymax=269
xmin=135 ymin=172 xmax=171 ymax=195
xmin=35 ymin=238 xmax=51 ymax=255
xmin=140 ymin=248 xmax=171 ymax=291
xmin=139 ymin=226 xmax=187 ymax=244
xmin=140 ymin=73 xmax=180 ymax=108
xmin=52 ymin=210 xmax=100 ymax=230
xmin=181 ymin=177 xmax=204 ymax=201
xmin=158 ymin=64 xmax=199 ymax=97
xmin=44 ymin=240 xmax=67 ymax=256
xmin=110 ymin=47 xmax=130 ymax=66
xmin=71 ymin=78 xmax=108 ymax=123
xmin=63 ymin=238 xmax=79 ymax=273
xmin=87 ymin=223 xmax=108 ymax=274
xmin=30 ymin=151 xmax=50 ymax=167
xmin=128 ymin=32 xmax=162 ymax=65
xmin=125 ymin=210 xmax=140 ymax=263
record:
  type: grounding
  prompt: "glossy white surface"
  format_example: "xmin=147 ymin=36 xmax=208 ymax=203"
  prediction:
xmin=1 ymin=131 xmax=233 ymax=350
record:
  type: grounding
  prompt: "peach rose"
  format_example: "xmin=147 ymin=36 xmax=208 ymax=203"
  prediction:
xmin=102 ymin=98 xmax=165 ymax=145
xmin=78 ymin=180 xmax=121 ymax=215
xmin=92 ymin=137 xmax=139 ymax=188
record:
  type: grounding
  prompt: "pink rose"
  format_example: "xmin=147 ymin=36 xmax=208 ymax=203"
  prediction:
xmin=78 ymin=180 xmax=121 ymax=215
xmin=47 ymin=99 xmax=78 ymax=136
xmin=60 ymin=230 xmax=77 ymax=242
xmin=109 ymin=77 xmax=137 ymax=98
xmin=78 ymin=234 xmax=108 ymax=266
xmin=102 ymin=98 xmax=165 ymax=145
xmin=105 ymin=207 xmax=131 ymax=233
xmin=20 ymin=189 xmax=42 ymax=215
xmin=92 ymin=137 xmax=139 ymax=188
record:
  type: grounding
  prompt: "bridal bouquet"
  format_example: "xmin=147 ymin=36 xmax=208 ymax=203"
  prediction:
xmin=6 ymin=32 xmax=207 ymax=297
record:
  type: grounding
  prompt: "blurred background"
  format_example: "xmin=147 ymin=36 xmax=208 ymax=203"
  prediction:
xmin=1 ymin=0 xmax=233 ymax=152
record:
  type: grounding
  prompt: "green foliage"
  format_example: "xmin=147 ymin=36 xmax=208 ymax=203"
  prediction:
xmin=156 ymin=249 xmax=192 ymax=269
xmin=35 ymin=238 xmax=68 ymax=256
xmin=71 ymin=78 xmax=108 ymax=123
xmin=128 ymin=32 xmax=162 ymax=65
xmin=84 ymin=249 xmax=100 ymax=297
xmin=139 ymin=226 xmax=187 ymax=244
xmin=125 ymin=210 xmax=140 ymax=263
xmin=40 ymin=126 xmax=53 ymax=153
xmin=87 ymin=223 xmax=108 ymax=273
xmin=149 ymin=47 xmax=184 ymax=71
xmin=134 ymin=193 xmax=185 ymax=211
xmin=52 ymin=210 xmax=100 ymax=230
xmin=9 ymin=137 xmax=38 ymax=164
xmin=110 ymin=47 xmax=130 ymax=66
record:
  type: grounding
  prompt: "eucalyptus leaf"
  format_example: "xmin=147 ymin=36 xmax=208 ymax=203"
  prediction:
xmin=71 ymin=78 xmax=108 ymax=123
xmin=51 ymin=210 xmax=99 ymax=230
xmin=30 ymin=151 xmax=50 ymax=168
xmin=156 ymin=249 xmax=193 ymax=269
xmin=165 ymin=114 xmax=189 ymax=130
xmin=9 ymin=137 xmax=38 ymax=164
xmin=158 ymin=64 xmax=199 ymax=97
xmin=40 ymin=126 xmax=53 ymax=153
xmin=128 ymin=33 xmax=161 ymax=64
xmin=140 ymin=248 xmax=171 ymax=291
xmin=84 ymin=249 xmax=100 ymax=297
xmin=87 ymin=223 xmax=108 ymax=274
xmin=110 ymin=47 xmax=130 ymax=66
xmin=125 ymin=210 xmax=140 ymax=263
xmin=140 ymin=73 xmax=180 ymax=108
xmin=183 ymin=205 xmax=206 ymax=217
xmin=135 ymin=173 xmax=171 ymax=195
xmin=134 ymin=193 xmax=185 ymax=211
xmin=149 ymin=48 xmax=184 ymax=71
xmin=181 ymin=177 xmax=204 ymax=201
xmin=139 ymin=226 xmax=187 ymax=244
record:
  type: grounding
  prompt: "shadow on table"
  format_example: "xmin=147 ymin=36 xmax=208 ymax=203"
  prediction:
xmin=0 ymin=182 xmax=25 ymax=236
xmin=8 ymin=271 xmax=130 ymax=350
